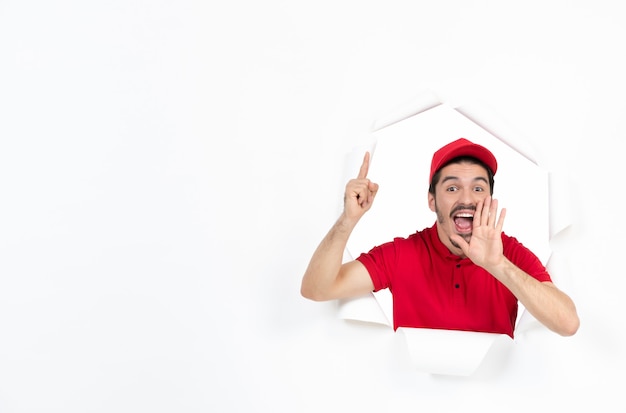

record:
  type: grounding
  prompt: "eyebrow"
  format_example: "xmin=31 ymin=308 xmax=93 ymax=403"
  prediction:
xmin=441 ymin=176 xmax=489 ymax=185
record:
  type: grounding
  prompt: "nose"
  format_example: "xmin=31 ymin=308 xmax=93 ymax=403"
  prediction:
xmin=459 ymin=188 xmax=479 ymax=205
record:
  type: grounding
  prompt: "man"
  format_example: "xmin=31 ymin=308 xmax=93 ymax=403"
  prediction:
xmin=301 ymin=138 xmax=579 ymax=338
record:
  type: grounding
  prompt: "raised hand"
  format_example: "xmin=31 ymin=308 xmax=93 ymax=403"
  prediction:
xmin=452 ymin=196 xmax=507 ymax=271
xmin=343 ymin=152 xmax=379 ymax=223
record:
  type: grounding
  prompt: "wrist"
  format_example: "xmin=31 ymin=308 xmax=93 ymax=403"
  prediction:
xmin=484 ymin=256 xmax=511 ymax=281
xmin=337 ymin=212 xmax=359 ymax=232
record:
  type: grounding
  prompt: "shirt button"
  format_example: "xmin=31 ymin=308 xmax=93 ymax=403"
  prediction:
xmin=455 ymin=284 xmax=460 ymax=288
xmin=456 ymin=264 xmax=461 ymax=268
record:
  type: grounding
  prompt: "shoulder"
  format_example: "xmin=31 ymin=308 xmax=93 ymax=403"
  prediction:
xmin=393 ymin=228 xmax=431 ymax=246
xmin=360 ymin=229 xmax=429 ymax=259
xmin=385 ymin=228 xmax=433 ymax=257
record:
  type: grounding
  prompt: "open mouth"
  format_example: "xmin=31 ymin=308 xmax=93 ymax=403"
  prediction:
xmin=453 ymin=212 xmax=474 ymax=234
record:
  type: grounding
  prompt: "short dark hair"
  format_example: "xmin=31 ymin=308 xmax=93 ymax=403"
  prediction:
xmin=428 ymin=156 xmax=495 ymax=195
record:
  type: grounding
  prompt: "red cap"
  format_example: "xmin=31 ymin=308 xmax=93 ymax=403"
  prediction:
xmin=429 ymin=138 xmax=498 ymax=182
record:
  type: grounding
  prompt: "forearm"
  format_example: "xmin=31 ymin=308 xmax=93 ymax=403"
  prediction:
xmin=301 ymin=213 xmax=357 ymax=301
xmin=490 ymin=258 xmax=579 ymax=336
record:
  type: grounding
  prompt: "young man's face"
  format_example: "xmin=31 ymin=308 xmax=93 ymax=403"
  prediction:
xmin=428 ymin=161 xmax=491 ymax=257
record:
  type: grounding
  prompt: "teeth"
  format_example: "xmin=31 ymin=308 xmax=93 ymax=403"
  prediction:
xmin=456 ymin=213 xmax=474 ymax=218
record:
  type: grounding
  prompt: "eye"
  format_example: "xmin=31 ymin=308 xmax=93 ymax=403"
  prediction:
xmin=473 ymin=186 xmax=485 ymax=192
xmin=446 ymin=186 xmax=458 ymax=192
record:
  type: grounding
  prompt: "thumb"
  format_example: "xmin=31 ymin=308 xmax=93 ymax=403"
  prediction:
xmin=450 ymin=234 xmax=469 ymax=254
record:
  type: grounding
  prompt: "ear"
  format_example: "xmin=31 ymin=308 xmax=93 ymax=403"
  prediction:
xmin=428 ymin=192 xmax=436 ymax=212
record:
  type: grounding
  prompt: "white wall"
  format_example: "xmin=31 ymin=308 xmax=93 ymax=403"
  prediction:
xmin=0 ymin=1 xmax=623 ymax=412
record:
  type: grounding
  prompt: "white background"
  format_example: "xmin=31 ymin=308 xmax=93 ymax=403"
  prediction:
xmin=0 ymin=1 xmax=623 ymax=412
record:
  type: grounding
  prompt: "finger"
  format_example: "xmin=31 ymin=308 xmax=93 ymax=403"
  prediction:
xmin=488 ymin=198 xmax=498 ymax=227
xmin=369 ymin=181 xmax=379 ymax=198
xmin=366 ymin=181 xmax=379 ymax=206
xmin=357 ymin=184 xmax=369 ymax=207
xmin=481 ymin=197 xmax=492 ymax=226
xmin=357 ymin=151 xmax=370 ymax=179
xmin=450 ymin=234 xmax=469 ymax=255
xmin=473 ymin=199 xmax=485 ymax=227
xmin=351 ymin=181 xmax=369 ymax=205
xmin=495 ymin=207 xmax=506 ymax=232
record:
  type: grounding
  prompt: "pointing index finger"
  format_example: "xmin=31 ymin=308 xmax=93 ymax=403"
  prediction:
xmin=357 ymin=151 xmax=370 ymax=179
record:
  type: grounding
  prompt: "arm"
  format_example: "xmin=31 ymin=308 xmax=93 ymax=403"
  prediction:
xmin=487 ymin=260 xmax=579 ymax=336
xmin=301 ymin=152 xmax=379 ymax=301
xmin=452 ymin=197 xmax=580 ymax=337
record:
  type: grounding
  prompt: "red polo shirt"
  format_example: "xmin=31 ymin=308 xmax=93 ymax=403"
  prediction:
xmin=356 ymin=223 xmax=551 ymax=338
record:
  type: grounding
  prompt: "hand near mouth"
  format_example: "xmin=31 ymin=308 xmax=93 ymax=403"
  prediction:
xmin=451 ymin=196 xmax=507 ymax=272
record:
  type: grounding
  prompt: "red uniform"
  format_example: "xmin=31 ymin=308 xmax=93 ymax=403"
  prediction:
xmin=356 ymin=223 xmax=551 ymax=338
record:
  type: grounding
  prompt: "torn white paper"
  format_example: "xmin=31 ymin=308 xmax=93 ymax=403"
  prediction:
xmin=336 ymin=91 xmax=570 ymax=374
xmin=398 ymin=327 xmax=513 ymax=376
